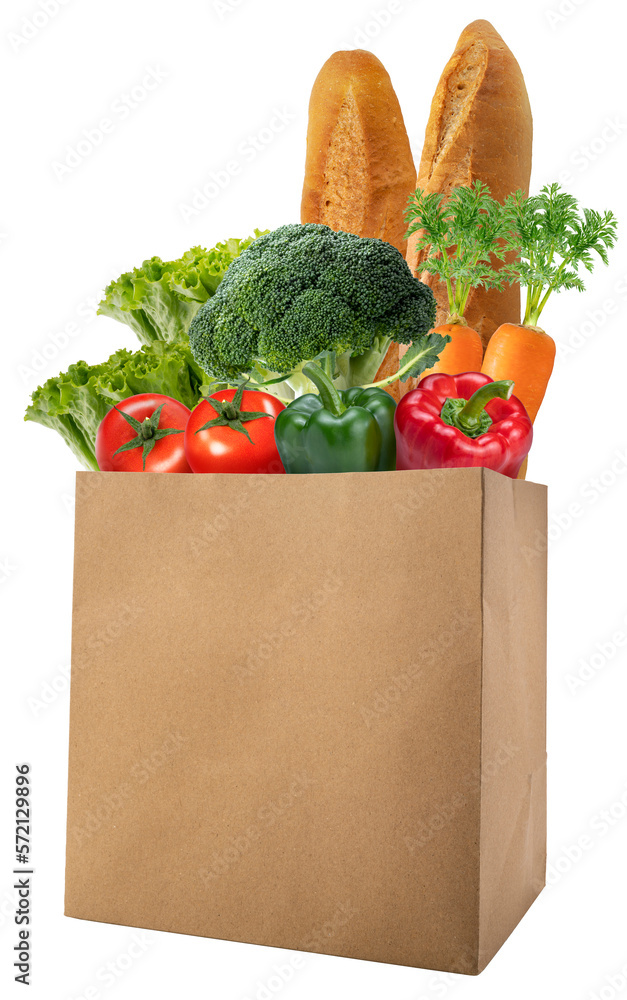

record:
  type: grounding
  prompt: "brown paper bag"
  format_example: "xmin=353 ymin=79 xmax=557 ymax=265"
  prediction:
xmin=65 ymin=467 xmax=546 ymax=974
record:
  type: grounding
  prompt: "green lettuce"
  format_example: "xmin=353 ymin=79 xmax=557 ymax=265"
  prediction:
xmin=25 ymin=341 xmax=213 ymax=470
xmin=98 ymin=231 xmax=267 ymax=345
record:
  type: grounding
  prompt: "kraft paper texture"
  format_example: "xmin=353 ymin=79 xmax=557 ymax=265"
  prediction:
xmin=65 ymin=468 xmax=547 ymax=974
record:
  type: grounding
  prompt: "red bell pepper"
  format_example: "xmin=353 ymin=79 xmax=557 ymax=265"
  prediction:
xmin=394 ymin=372 xmax=533 ymax=479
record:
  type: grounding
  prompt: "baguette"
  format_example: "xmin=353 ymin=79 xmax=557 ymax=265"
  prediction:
xmin=406 ymin=20 xmax=533 ymax=350
xmin=301 ymin=49 xmax=416 ymax=400
xmin=301 ymin=49 xmax=416 ymax=253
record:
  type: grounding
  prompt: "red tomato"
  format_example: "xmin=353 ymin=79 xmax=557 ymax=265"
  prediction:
xmin=184 ymin=388 xmax=285 ymax=474
xmin=96 ymin=394 xmax=192 ymax=473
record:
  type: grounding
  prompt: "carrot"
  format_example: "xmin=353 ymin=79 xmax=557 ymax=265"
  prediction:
xmin=481 ymin=323 xmax=555 ymax=423
xmin=482 ymin=323 xmax=555 ymax=480
xmin=404 ymin=183 xmax=504 ymax=382
xmin=419 ymin=321 xmax=484 ymax=381
xmin=491 ymin=185 xmax=616 ymax=429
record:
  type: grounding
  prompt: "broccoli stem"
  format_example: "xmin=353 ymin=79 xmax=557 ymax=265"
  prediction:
xmin=283 ymin=371 xmax=319 ymax=398
xmin=247 ymin=361 xmax=317 ymax=400
xmin=350 ymin=337 xmax=393 ymax=386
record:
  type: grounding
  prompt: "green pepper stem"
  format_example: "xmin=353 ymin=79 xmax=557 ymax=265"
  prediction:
xmin=301 ymin=361 xmax=346 ymax=416
xmin=456 ymin=380 xmax=514 ymax=432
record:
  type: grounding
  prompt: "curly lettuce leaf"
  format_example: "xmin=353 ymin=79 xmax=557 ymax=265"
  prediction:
xmin=24 ymin=341 xmax=212 ymax=470
xmin=98 ymin=231 xmax=268 ymax=346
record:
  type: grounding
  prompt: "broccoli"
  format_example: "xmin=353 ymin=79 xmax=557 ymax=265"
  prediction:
xmin=188 ymin=223 xmax=438 ymax=397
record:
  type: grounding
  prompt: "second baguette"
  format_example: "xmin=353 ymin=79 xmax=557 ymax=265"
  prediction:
xmin=406 ymin=20 xmax=533 ymax=349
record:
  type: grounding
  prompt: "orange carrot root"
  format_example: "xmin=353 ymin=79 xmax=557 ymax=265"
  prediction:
xmin=419 ymin=323 xmax=484 ymax=381
xmin=481 ymin=323 xmax=555 ymax=423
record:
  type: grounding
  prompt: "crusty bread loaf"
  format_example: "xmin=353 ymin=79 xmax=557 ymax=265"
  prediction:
xmin=406 ymin=20 xmax=533 ymax=349
xmin=301 ymin=49 xmax=417 ymax=401
xmin=301 ymin=49 xmax=416 ymax=254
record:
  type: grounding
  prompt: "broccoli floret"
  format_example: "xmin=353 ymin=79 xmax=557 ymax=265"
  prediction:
xmin=188 ymin=223 xmax=436 ymax=392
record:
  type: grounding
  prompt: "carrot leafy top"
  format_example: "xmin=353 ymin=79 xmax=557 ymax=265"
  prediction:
xmin=404 ymin=180 xmax=507 ymax=323
xmin=501 ymin=183 xmax=618 ymax=326
xmin=404 ymin=180 xmax=618 ymax=329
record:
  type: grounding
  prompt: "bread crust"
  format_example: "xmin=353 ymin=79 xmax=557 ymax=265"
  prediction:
xmin=406 ymin=20 xmax=533 ymax=348
xmin=301 ymin=49 xmax=416 ymax=254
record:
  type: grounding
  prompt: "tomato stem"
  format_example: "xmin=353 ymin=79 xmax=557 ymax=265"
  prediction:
xmin=140 ymin=418 xmax=155 ymax=440
xmin=112 ymin=403 xmax=183 ymax=470
xmin=194 ymin=383 xmax=272 ymax=444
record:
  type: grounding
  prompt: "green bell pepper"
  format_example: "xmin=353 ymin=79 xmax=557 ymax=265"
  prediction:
xmin=274 ymin=361 xmax=396 ymax=473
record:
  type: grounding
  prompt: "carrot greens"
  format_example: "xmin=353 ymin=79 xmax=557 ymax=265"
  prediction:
xmin=501 ymin=183 xmax=618 ymax=327
xmin=404 ymin=180 xmax=506 ymax=322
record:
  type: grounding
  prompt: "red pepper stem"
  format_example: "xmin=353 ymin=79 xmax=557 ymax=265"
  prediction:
xmin=456 ymin=380 xmax=514 ymax=433
xmin=302 ymin=361 xmax=346 ymax=416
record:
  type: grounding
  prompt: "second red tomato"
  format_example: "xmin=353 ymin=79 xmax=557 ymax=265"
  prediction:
xmin=185 ymin=387 xmax=285 ymax=474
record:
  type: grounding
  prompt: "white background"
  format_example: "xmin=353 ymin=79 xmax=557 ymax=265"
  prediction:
xmin=2 ymin=0 xmax=627 ymax=997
